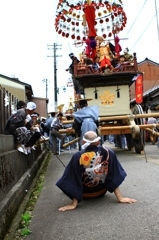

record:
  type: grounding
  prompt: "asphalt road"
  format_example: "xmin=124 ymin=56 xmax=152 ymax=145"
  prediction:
xmin=25 ymin=142 xmax=159 ymax=240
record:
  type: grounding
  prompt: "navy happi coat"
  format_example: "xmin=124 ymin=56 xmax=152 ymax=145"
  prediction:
xmin=56 ymin=145 xmax=127 ymax=202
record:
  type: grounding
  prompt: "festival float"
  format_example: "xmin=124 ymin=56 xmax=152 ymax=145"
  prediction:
xmin=55 ymin=0 xmax=159 ymax=153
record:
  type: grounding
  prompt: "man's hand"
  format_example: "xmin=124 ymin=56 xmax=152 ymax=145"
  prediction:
xmin=118 ymin=197 xmax=137 ymax=204
xmin=114 ymin=187 xmax=137 ymax=204
xmin=66 ymin=127 xmax=73 ymax=131
xmin=58 ymin=198 xmax=78 ymax=212
xmin=58 ymin=204 xmax=77 ymax=212
xmin=25 ymin=114 xmax=31 ymax=124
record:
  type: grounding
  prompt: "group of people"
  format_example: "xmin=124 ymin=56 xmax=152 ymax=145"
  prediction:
xmin=5 ymin=100 xmax=49 ymax=154
xmin=40 ymin=111 xmax=77 ymax=155
xmin=66 ymin=44 xmax=133 ymax=77
xmin=65 ymin=48 xmax=134 ymax=95
xmin=5 ymin=102 xmax=74 ymax=155
xmin=5 ymin=98 xmax=137 ymax=211
xmin=40 ymin=98 xmax=99 ymax=155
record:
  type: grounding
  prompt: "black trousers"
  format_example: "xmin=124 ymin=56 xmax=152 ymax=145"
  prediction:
xmin=25 ymin=132 xmax=41 ymax=147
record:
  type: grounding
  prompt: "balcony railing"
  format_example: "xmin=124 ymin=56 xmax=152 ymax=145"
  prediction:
xmin=73 ymin=53 xmax=138 ymax=77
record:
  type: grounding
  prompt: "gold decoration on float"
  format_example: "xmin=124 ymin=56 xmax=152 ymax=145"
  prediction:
xmin=99 ymin=90 xmax=115 ymax=106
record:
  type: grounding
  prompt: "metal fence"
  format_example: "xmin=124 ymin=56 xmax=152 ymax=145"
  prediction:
xmin=0 ymin=85 xmax=18 ymax=134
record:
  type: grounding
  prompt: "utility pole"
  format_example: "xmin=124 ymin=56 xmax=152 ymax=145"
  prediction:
xmin=47 ymin=43 xmax=62 ymax=111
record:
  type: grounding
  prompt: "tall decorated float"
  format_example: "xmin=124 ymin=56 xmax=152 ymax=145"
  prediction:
xmin=55 ymin=0 xmax=159 ymax=153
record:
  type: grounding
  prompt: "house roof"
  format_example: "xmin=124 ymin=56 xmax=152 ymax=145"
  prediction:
xmin=138 ymin=58 xmax=159 ymax=67
xmin=143 ymin=85 xmax=159 ymax=97
xmin=0 ymin=74 xmax=33 ymax=99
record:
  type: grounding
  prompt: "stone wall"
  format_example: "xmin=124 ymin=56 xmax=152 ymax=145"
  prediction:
xmin=0 ymin=134 xmax=49 ymax=240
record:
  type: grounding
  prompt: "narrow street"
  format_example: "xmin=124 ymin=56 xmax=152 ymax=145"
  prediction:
xmin=21 ymin=142 xmax=159 ymax=240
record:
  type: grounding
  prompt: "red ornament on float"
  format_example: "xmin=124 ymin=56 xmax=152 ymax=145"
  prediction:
xmin=71 ymin=34 xmax=75 ymax=39
xmin=106 ymin=3 xmax=111 ymax=10
xmin=54 ymin=0 xmax=127 ymax=41
xmin=112 ymin=6 xmax=117 ymax=12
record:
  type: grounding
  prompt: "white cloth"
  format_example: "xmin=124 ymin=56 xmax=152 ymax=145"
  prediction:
xmin=26 ymin=114 xmax=32 ymax=123
xmin=82 ymin=136 xmax=101 ymax=149
xmin=26 ymin=102 xmax=36 ymax=110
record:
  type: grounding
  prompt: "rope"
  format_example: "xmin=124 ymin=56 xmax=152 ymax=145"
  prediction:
xmin=41 ymin=135 xmax=66 ymax=168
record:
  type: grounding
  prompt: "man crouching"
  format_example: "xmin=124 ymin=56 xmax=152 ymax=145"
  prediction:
xmin=56 ymin=131 xmax=137 ymax=211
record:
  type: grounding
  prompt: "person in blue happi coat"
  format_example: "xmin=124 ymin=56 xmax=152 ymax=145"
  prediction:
xmin=72 ymin=98 xmax=99 ymax=150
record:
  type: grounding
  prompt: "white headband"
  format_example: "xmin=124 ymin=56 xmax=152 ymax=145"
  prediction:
xmin=82 ymin=136 xmax=101 ymax=149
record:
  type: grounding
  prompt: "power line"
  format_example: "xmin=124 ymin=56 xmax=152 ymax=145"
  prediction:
xmin=125 ymin=0 xmax=148 ymax=37
xmin=154 ymin=0 xmax=159 ymax=43
xmin=130 ymin=14 xmax=156 ymax=51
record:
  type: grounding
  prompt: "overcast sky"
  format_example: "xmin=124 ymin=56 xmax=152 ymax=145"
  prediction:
xmin=0 ymin=0 xmax=158 ymax=109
